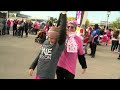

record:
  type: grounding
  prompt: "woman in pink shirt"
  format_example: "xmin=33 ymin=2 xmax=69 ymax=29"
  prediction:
xmin=6 ymin=19 xmax=11 ymax=34
xmin=101 ymin=32 xmax=108 ymax=46
xmin=56 ymin=20 xmax=87 ymax=79
xmin=34 ymin=22 xmax=40 ymax=35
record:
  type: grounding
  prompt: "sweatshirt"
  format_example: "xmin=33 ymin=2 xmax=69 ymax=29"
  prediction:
xmin=29 ymin=13 xmax=67 ymax=79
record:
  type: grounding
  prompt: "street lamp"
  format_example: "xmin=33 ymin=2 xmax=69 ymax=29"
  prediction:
xmin=48 ymin=16 xmax=50 ymax=20
xmin=106 ymin=11 xmax=111 ymax=30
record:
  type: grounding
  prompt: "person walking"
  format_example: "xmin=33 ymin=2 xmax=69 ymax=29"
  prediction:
xmin=13 ymin=19 xmax=18 ymax=36
xmin=24 ymin=20 xmax=29 ymax=37
xmin=6 ymin=19 xmax=11 ymax=35
xmin=1 ymin=17 xmax=6 ymax=35
xmin=89 ymin=24 xmax=100 ymax=58
xmin=19 ymin=20 xmax=25 ymax=37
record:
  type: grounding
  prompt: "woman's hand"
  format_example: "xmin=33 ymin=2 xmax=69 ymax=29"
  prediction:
xmin=81 ymin=69 xmax=86 ymax=74
xmin=61 ymin=11 xmax=67 ymax=14
xmin=29 ymin=69 xmax=34 ymax=76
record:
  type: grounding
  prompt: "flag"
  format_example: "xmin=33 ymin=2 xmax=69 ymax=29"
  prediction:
xmin=76 ymin=11 xmax=81 ymax=25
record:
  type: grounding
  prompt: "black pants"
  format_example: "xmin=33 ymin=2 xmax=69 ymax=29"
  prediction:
xmin=56 ymin=66 xmax=75 ymax=79
xmin=18 ymin=27 xmax=24 ymax=37
xmin=34 ymin=29 xmax=38 ymax=35
xmin=2 ymin=26 xmax=6 ymax=35
xmin=13 ymin=27 xmax=17 ymax=36
xmin=90 ymin=42 xmax=97 ymax=55
xmin=118 ymin=44 xmax=120 ymax=57
xmin=7 ymin=26 xmax=10 ymax=34
xmin=25 ymin=28 xmax=28 ymax=36
xmin=111 ymin=40 xmax=119 ymax=51
xmin=118 ymin=44 xmax=120 ymax=52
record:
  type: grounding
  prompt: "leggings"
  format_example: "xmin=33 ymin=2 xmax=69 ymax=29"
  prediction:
xmin=111 ymin=40 xmax=119 ymax=51
xmin=56 ymin=66 xmax=75 ymax=79
xmin=118 ymin=44 xmax=120 ymax=52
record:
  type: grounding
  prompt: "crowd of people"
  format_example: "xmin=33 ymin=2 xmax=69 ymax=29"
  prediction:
xmin=36 ymin=21 xmax=119 ymax=59
xmin=78 ymin=24 xmax=120 ymax=60
xmin=0 ymin=18 xmax=45 ymax=37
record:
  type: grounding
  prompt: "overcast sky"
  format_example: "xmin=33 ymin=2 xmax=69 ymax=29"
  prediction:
xmin=20 ymin=11 xmax=120 ymax=23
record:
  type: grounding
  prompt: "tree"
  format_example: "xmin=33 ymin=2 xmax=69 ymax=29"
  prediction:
xmin=49 ymin=17 xmax=54 ymax=22
xmin=67 ymin=17 xmax=76 ymax=21
xmin=110 ymin=17 xmax=120 ymax=30
xmin=85 ymin=19 xmax=90 ymax=29
xmin=49 ymin=17 xmax=58 ymax=23
xmin=54 ymin=18 xmax=58 ymax=23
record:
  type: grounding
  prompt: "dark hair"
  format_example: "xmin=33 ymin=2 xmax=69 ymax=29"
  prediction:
xmin=113 ymin=31 xmax=119 ymax=39
xmin=85 ymin=31 xmax=88 ymax=34
xmin=94 ymin=24 xmax=99 ymax=29
xmin=103 ymin=32 xmax=106 ymax=35
xmin=38 ymin=31 xmax=46 ymax=38
xmin=109 ymin=29 xmax=112 ymax=31
xmin=49 ymin=22 xmax=53 ymax=27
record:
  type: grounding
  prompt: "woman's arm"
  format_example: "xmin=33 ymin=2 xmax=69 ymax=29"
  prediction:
xmin=58 ymin=11 xmax=67 ymax=45
xmin=29 ymin=49 xmax=42 ymax=70
xmin=57 ymin=13 xmax=62 ymax=27
xmin=77 ymin=36 xmax=87 ymax=69
xmin=78 ymin=54 xmax=87 ymax=69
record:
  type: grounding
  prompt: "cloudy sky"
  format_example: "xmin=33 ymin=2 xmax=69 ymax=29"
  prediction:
xmin=20 ymin=11 xmax=120 ymax=23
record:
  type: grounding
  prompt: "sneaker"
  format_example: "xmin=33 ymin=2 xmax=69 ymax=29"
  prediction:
xmin=88 ymin=54 xmax=92 ymax=56
xmin=114 ymin=50 xmax=118 ymax=53
xmin=117 ymin=57 xmax=120 ymax=60
xmin=91 ymin=55 xmax=95 ymax=58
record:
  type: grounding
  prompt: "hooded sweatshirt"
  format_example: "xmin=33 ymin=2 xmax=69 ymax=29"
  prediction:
xmin=29 ymin=13 xmax=67 ymax=79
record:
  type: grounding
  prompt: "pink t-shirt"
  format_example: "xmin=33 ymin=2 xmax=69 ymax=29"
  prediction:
xmin=34 ymin=23 xmax=39 ymax=29
xmin=43 ymin=26 xmax=49 ymax=33
xmin=107 ymin=31 xmax=111 ymax=37
xmin=57 ymin=35 xmax=84 ymax=75
xmin=102 ymin=34 xmax=108 ymax=42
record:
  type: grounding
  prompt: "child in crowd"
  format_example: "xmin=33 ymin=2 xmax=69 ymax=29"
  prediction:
xmin=83 ymin=31 xmax=90 ymax=54
xmin=100 ymin=32 xmax=108 ymax=46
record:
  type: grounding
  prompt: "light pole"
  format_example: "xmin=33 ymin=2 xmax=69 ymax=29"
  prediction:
xmin=106 ymin=11 xmax=111 ymax=30
xmin=48 ymin=16 xmax=50 ymax=21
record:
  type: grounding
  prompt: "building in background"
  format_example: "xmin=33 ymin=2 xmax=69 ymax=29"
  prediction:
xmin=0 ymin=11 xmax=8 ymax=18
xmin=8 ymin=11 xmax=32 ymax=21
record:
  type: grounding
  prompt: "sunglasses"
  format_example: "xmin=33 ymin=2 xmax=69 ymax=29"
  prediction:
xmin=67 ymin=26 xmax=75 ymax=29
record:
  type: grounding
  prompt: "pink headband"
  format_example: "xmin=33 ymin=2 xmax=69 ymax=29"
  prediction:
xmin=68 ymin=20 xmax=77 ymax=27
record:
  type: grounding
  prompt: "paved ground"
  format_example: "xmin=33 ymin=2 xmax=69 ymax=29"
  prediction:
xmin=0 ymin=33 xmax=120 ymax=79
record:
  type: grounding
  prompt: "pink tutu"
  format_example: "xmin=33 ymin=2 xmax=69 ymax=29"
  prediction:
xmin=33 ymin=75 xmax=40 ymax=79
